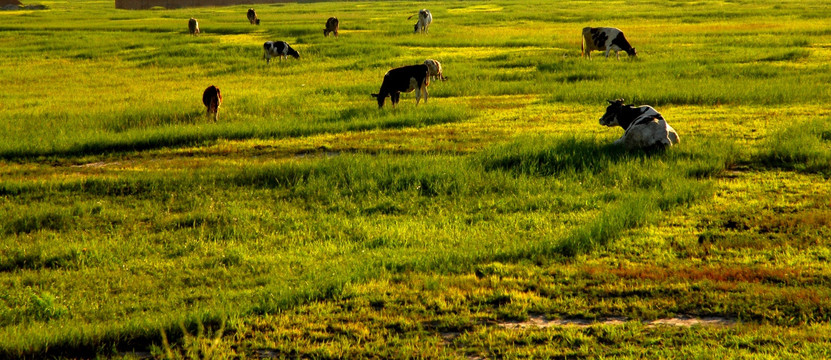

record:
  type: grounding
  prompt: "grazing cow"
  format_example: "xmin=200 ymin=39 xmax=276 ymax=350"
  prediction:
xmin=599 ymin=99 xmax=680 ymax=151
xmin=263 ymin=41 xmax=299 ymax=64
xmin=371 ymin=64 xmax=430 ymax=108
xmin=324 ymin=17 xmax=339 ymax=37
xmin=423 ymin=59 xmax=447 ymax=82
xmin=202 ymin=85 xmax=222 ymax=121
xmin=582 ymin=27 xmax=637 ymax=59
xmin=408 ymin=9 xmax=432 ymax=34
xmin=188 ymin=18 xmax=199 ymax=36
xmin=247 ymin=8 xmax=260 ymax=25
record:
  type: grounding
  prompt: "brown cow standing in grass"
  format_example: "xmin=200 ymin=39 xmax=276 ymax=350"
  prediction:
xmin=188 ymin=18 xmax=200 ymax=36
xmin=202 ymin=85 xmax=222 ymax=121
xmin=324 ymin=17 xmax=339 ymax=37
xmin=247 ymin=8 xmax=260 ymax=25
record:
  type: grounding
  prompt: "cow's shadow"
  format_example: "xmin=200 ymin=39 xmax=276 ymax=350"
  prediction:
xmin=479 ymin=136 xmax=664 ymax=177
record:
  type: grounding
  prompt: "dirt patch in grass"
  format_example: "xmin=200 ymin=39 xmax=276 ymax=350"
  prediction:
xmin=499 ymin=315 xmax=736 ymax=329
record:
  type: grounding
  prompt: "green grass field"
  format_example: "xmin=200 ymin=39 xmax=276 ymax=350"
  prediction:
xmin=1 ymin=0 xmax=831 ymax=358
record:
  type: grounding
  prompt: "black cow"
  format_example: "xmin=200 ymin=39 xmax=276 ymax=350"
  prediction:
xmin=582 ymin=27 xmax=637 ymax=59
xmin=202 ymin=85 xmax=222 ymax=121
xmin=371 ymin=64 xmax=430 ymax=108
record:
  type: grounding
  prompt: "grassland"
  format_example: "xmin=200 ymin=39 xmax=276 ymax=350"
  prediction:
xmin=1 ymin=0 xmax=831 ymax=358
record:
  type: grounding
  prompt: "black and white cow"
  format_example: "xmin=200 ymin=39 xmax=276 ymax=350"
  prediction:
xmin=324 ymin=17 xmax=339 ymax=37
xmin=408 ymin=9 xmax=432 ymax=34
xmin=202 ymin=85 xmax=222 ymax=121
xmin=247 ymin=8 xmax=260 ymax=25
xmin=263 ymin=41 xmax=299 ymax=64
xmin=582 ymin=27 xmax=637 ymax=59
xmin=188 ymin=18 xmax=200 ymax=36
xmin=371 ymin=64 xmax=430 ymax=108
xmin=599 ymin=99 xmax=679 ymax=151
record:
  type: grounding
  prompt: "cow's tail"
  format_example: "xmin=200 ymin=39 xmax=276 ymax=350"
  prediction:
xmin=407 ymin=13 xmax=416 ymax=20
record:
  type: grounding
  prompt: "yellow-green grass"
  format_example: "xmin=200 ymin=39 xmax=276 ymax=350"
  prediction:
xmin=1 ymin=0 xmax=830 ymax=357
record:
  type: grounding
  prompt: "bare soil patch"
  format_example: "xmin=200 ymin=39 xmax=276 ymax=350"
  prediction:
xmin=499 ymin=315 xmax=736 ymax=329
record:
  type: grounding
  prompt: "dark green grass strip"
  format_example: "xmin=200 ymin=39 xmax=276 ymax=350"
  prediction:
xmin=0 ymin=106 xmax=472 ymax=161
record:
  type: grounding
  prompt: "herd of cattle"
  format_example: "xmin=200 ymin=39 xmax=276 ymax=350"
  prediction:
xmin=193 ymin=8 xmax=678 ymax=151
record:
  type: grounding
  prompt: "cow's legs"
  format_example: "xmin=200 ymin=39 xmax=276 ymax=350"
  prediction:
xmin=422 ymin=87 xmax=428 ymax=104
xmin=605 ymin=49 xmax=611 ymax=58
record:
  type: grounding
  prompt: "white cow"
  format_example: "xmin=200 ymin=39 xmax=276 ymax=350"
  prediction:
xmin=599 ymin=99 xmax=679 ymax=151
xmin=424 ymin=59 xmax=447 ymax=82
xmin=409 ymin=9 xmax=432 ymax=34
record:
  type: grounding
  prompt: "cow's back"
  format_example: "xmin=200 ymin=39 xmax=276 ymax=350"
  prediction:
xmin=384 ymin=64 xmax=429 ymax=92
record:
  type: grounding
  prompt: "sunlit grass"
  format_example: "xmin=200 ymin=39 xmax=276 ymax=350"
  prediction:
xmin=1 ymin=0 xmax=830 ymax=357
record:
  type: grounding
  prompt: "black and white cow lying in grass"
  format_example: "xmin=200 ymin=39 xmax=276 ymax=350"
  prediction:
xmin=582 ymin=27 xmax=637 ymax=59
xmin=371 ymin=64 xmax=430 ymax=108
xmin=202 ymin=85 xmax=222 ymax=121
xmin=599 ymin=99 xmax=679 ymax=151
xmin=408 ymin=9 xmax=432 ymax=34
xmin=263 ymin=41 xmax=299 ymax=64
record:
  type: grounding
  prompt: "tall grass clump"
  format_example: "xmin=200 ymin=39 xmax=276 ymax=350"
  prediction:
xmin=754 ymin=118 xmax=831 ymax=175
xmin=477 ymin=134 xmax=726 ymax=257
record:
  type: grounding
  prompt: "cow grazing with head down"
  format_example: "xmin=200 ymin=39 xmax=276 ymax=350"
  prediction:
xmin=599 ymin=99 xmax=679 ymax=151
xmin=188 ymin=18 xmax=200 ymax=36
xmin=324 ymin=17 xmax=339 ymax=37
xmin=408 ymin=9 xmax=432 ymax=34
xmin=247 ymin=9 xmax=260 ymax=25
xmin=582 ymin=27 xmax=637 ymax=59
xmin=423 ymin=59 xmax=447 ymax=82
xmin=263 ymin=41 xmax=299 ymax=64
xmin=371 ymin=64 xmax=430 ymax=108
xmin=202 ymin=85 xmax=222 ymax=121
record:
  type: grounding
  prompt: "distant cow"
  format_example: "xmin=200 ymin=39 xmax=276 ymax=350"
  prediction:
xmin=324 ymin=17 xmax=339 ymax=37
xmin=408 ymin=9 xmax=432 ymax=34
xmin=371 ymin=64 xmax=430 ymax=108
xmin=424 ymin=59 xmax=447 ymax=82
xmin=263 ymin=41 xmax=299 ymax=64
xmin=582 ymin=27 xmax=637 ymax=59
xmin=202 ymin=85 xmax=222 ymax=121
xmin=599 ymin=99 xmax=679 ymax=151
xmin=247 ymin=9 xmax=260 ymax=25
xmin=188 ymin=18 xmax=200 ymax=36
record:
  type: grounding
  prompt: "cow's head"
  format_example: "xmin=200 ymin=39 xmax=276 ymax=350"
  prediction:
xmin=600 ymin=99 xmax=628 ymax=127
xmin=626 ymin=47 xmax=637 ymax=57
xmin=414 ymin=23 xmax=419 ymax=33
xmin=371 ymin=93 xmax=387 ymax=108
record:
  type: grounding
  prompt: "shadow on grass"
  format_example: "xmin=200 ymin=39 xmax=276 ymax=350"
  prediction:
xmin=479 ymin=136 xmax=636 ymax=176
xmin=752 ymin=118 xmax=831 ymax=176
xmin=0 ymin=106 xmax=471 ymax=161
